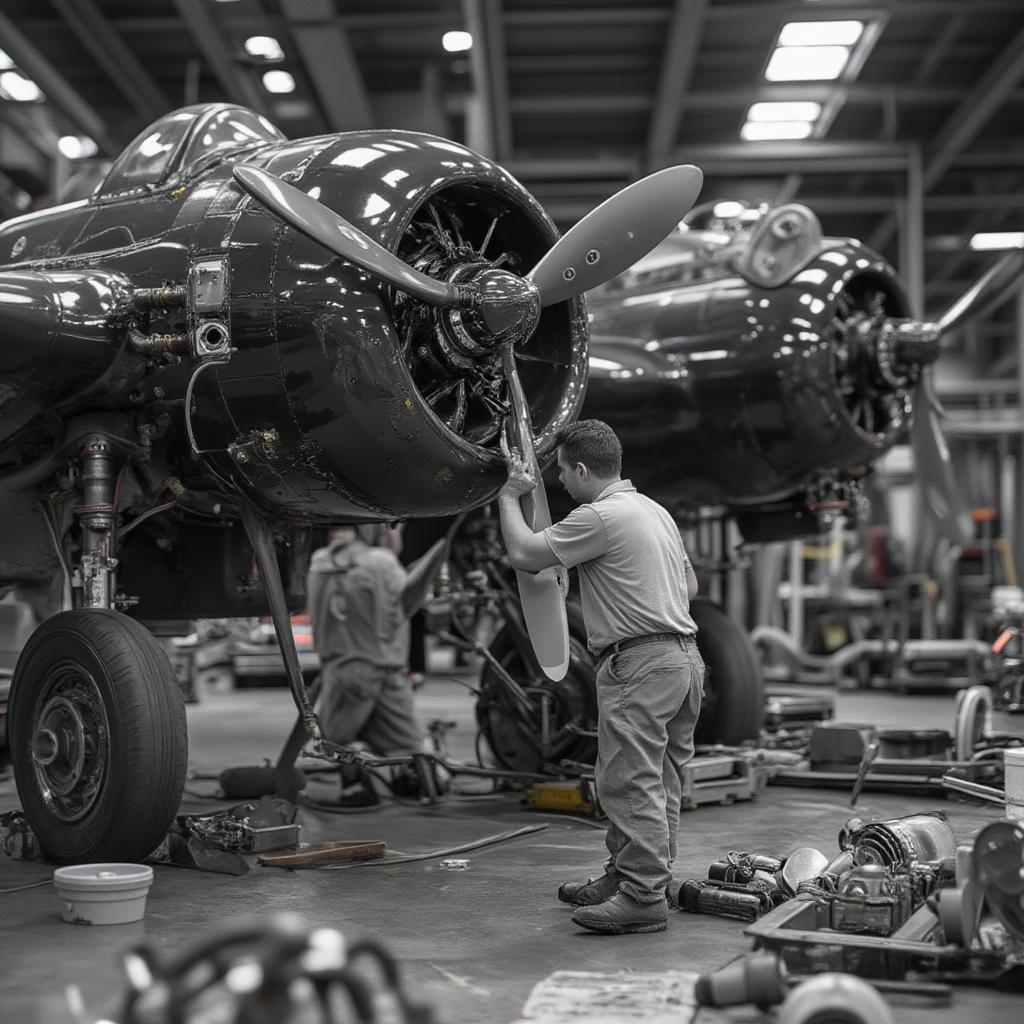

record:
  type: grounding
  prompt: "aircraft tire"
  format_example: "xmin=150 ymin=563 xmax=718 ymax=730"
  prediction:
xmin=477 ymin=601 xmax=597 ymax=773
xmin=9 ymin=608 xmax=188 ymax=864
xmin=692 ymin=598 xmax=765 ymax=745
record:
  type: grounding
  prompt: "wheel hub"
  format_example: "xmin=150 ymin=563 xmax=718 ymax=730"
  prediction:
xmin=31 ymin=671 xmax=109 ymax=821
xmin=31 ymin=727 xmax=59 ymax=766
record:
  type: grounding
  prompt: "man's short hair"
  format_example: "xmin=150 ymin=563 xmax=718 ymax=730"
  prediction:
xmin=554 ymin=419 xmax=622 ymax=477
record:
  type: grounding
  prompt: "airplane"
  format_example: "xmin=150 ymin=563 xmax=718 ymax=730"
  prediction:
xmin=0 ymin=102 xmax=704 ymax=864
xmin=465 ymin=199 xmax=1024 ymax=773
xmin=0 ymin=102 xmax=1011 ymax=864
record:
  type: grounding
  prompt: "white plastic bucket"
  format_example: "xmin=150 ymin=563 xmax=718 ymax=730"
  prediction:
xmin=1005 ymin=748 xmax=1024 ymax=822
xmin=53 ymin=863 xmax=154 ymax=925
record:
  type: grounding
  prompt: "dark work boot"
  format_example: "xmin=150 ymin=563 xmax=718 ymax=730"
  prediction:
xmin=571 ymin=892 xmax=668 ymax=934
xmin=557 ymin=871 xmax=621 ymax=907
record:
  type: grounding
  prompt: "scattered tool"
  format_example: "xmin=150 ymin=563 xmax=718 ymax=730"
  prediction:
xmin=259 ymin=840 xmax=386 ymax=869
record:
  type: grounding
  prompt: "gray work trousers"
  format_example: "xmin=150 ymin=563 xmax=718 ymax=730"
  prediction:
xmin=319 ymin=657 xmax=423 ymax=761
xmin=596 ymin=635 xmax=704 ymax=903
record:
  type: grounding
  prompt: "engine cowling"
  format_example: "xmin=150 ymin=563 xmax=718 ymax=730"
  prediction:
xmin=183 ymin=132 xmax=588 ymax=522
xmin=584 ymin=239 xmax=914 ymax=514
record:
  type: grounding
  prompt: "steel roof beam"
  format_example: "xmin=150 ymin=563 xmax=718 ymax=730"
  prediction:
xmin=705 ymin=1 xmax=1024 ymax=18
xmin=0 ymin=9 xmax=117 ymax=154
xmin=646 ymin=0 xmax=707 ymax=170
xmin=47 ymin=0 xmax=170 ymax=125
xmin=870 ymin=23 xmax=1024 ymax=250
xmin=463 ymin=0 xmax=512 ymax=161
xmin=671 ymin=141 xmax=909 ymax=175
xmin=909 ymin=13 xmax=965 ymax=85
xmin=280 ymin=0 xmax=372 ymax=131
xmin=0 ymin=120 xmax=50 ymax=187
xmin=170 ymin=0 xmax=268 ymax=116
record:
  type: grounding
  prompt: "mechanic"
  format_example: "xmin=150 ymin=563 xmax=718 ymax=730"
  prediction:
xmin=307 ymin=523 xmax=427 ymax=806
xmin=498 ymin=419 xmax=703 ymax=934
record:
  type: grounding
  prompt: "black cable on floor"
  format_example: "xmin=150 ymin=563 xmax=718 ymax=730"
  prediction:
xmin=321 ymin=822 xmax=548 ymax=868
xmin=0 ymin=879 xmax=51 ymax=895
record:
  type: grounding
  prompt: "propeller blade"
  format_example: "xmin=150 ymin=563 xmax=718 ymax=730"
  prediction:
xmin=910 ymin=370 xmax=973 ymax=548
xmin=501 ymin=344 xmax=570 ymax=681
xmin=233 ymin=165 xmax=459 ymax=306
xmin=938 ymin=247 xmax=1024 ymax=336
xmin=527 ymin=164 xmax=704 ymax=306
xmin=907 ymin=249 xmax=1024 ymax=550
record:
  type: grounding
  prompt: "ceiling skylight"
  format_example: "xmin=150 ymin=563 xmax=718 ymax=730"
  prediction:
xmin=764 ymin=19 xmax=865 ymax=82
xmin=778 ymin=20 xmax=865 ymax=47
xmin=741 ymin=120 xmax=814 ymax=141
xmin=747 ymin=101 xmax=822 ymax=123
xmin=765 ymin=45 xmax=851 ymax=81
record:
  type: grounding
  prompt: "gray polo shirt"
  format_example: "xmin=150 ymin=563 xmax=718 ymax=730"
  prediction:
xmin=307 ymin=539 xmax=410 ymax=668
xmin=542 ymin=480 xmax=697 ymax=654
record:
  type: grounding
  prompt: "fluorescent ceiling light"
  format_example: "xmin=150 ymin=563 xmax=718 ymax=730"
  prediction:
xmin=244 ymin=35 xmax=284 ymax=61
xmin=778 ymin=20 xmax=864 ymax=47
xmin=741 ymin=120 xmax=813 ymax=141
xmin=442 ymin=30 xmax=473 ymax=53
xmin=765 ymin=45 xmax=850 ymax=81
xmin=262 ymin=70 xmax=295 ymax=94
xmin=58 ymin=135 xmax=98 ymax=159
xmin=747 ymin=101 xmax=822 ymax=122
xmin=0 ymin=71 xmax=44 ymax=102
xmin=0 ymin=49 xmax=13 ymax=70
xmin=969 ymin=231 xmax=1024 ymax=250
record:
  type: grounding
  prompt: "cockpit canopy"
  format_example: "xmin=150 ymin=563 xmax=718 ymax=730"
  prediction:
xmin=98 ymin=103 xmax=285 ymax=199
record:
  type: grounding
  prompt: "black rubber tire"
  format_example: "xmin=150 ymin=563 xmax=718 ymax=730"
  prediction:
xmin=9 ymin=609 xmax=188 ymax=864
xmin=477 ymin=602 xmax=597 ymax=773
xmin=692 ymin=598 xmax=765 ymax=745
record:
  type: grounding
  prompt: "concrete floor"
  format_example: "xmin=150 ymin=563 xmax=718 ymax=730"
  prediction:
xmin=1 ymin=661 xmax=1022 ymax=1024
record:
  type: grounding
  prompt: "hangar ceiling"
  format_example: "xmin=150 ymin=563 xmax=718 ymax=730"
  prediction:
xmin=2 ymin=0 xmax=1024 ymax=330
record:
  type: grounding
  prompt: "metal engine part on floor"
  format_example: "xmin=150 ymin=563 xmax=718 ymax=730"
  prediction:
xmin=746 ymin=895 xmax=957 ymax=979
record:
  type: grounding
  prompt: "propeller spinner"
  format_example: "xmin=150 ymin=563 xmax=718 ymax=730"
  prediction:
xmin=234 ymin=160 xmax=704 ymax=679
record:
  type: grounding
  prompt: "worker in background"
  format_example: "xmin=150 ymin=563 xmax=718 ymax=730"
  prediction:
xmin=498 ymin=419 xmax=703 ymax=934
xmin=307 ymin=523 xmax=427 ymax=806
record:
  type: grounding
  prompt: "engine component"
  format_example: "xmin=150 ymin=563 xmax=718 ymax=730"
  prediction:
xmin=778 ymin=847 xmax=831 ymax=896
xmin=694 ymin=953 xmax=788 ymax=1009
xmin=971 ymin=819 xmax=1024 ymax=940
xmin=829 ymin=863 xmax=914 ymax=936
xmin=708 ymin=851 xmax=783 ymax=883
xmin=954 ymin=684 xmax=994 ymax=761
xmin=777 ymin=973 xmax=893 ymax=1024
xmin=839 ymin=811 xmax=957 ymax=870
xmin=677 ymin=878 xmax=780 ymax=921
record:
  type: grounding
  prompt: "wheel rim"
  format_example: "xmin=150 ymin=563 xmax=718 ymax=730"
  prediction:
xmin=483 ymin=649 xmax=596 ymax=772
xmin=29 ymin=662 xmax=110 ymax=822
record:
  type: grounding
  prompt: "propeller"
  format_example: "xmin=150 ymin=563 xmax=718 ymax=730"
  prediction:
xmin=234 ymin=159 xmax=704 ymax=679
xmin=907 ymin=247 xmax=1024 ymax=548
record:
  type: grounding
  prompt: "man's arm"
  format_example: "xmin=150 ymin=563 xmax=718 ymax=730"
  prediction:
xmin=685 ymin=561 xmax=699 ymax=600
xmin=498 ymin=491 xmax=562 ymax=572
xmin=497 ymin=438 xmax=562 ymax=573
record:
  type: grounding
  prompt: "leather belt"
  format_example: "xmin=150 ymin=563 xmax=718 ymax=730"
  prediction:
xmin=596 ymin=631 xmax=696 ymax=663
